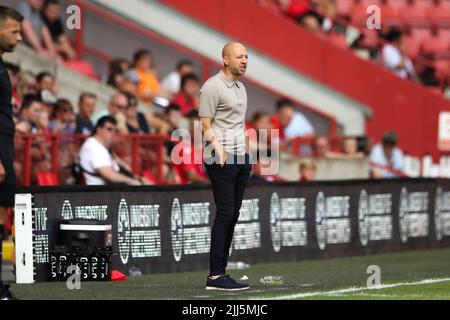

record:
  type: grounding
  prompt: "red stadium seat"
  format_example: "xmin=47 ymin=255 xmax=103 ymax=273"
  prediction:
xmin=413 ymin=0 xmax=434 ymax=10
xmin=380 ymin=4 xmax=403 ymax=28
xmin=401 ymin=5 xmax=431 ymax=27
xmin=386 ymin=0 xmax=409 ymax=10
xmin=442 ymin=0 xmax=450 ymax=10
xmin=436 ymin=28 xmax=450 ymax=48
xmin=142 ymin=170 xmax=157 ymax=184
xmin=37 ymin=172 xmax=58 ymax=186
xmin=361 ymin=0 xmax=382 ymax=6
xmin=421 ymin=37 xmax=450 ymax=58
xmin=434 ymin=60 xmax=450 ymax=80
xmin=410 ymin=27 xmax=433 ymax=44
xmin=63 ymin=60 xmax=99 ymax=80
xmin=349 ymin=2 xmax=369 ymax=27
xmin=403 ymin=35 xmax=422 ymax=59
xmin=427 ymin=5 xmax=450 ymax=27
xmin=336 ymin=0 xmax=355 ymax=16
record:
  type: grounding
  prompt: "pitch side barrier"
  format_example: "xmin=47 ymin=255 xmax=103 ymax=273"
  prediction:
xmin=14 ymin=178 xmax=450 ymax=283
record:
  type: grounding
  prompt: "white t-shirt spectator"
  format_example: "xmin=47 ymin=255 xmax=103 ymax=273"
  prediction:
xmin=284 ymin=111 xmax=315 ymax=139
xmin=161 ymin=71 xmax=181 ymax=94
xmin=382 ymin=44 xmax=415 ymax=79
xmin=369 ymin=143 xmax=405 ymax=178
xmin=79 ymin=136 xmax=119 ymax=185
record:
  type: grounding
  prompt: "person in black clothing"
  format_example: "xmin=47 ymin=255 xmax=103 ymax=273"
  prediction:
xmin=0 ymin=5 xmax=23 ymax=300
xmin=41 ymin=0 xmax=76 ymax=60
xmin=124 ymin=93 xmax=151 ymax=134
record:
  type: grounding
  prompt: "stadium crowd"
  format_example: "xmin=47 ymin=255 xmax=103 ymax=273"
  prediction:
xmin=6 ymin=0 xmax=409 ymax=187
xmin=257 ymin=0 xmax=450 ymax=96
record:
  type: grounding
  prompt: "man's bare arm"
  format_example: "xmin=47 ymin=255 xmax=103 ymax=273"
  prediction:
xmin=96 ymin=167 xmax=141 ymax=185
xmin=200 ymin=117 xmax=226 ymax=166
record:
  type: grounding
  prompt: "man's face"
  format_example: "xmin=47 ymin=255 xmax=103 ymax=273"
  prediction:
xmin=80 ymin=96 xmax=97 ymax=118
xmin=136 ymin=55 xmax=152 ymax=70
xmin=98 ymin=122 xmax=117 ymax=146
xmin=27 ymin=101 xmax=43 ymax=123
xmin=43 ymin=3 xmax=60 ymax=22
xmin=167 ymin=109 xmax=181 ymax=129
xmin=0 ymin=19 xmax=22 ymax=53
xmin=223 ymin=44 xmax=248 ymax=77
xmin=38 ymin=75 xmax=55 ymax=91
xmin=254 ymin=115 xmax=272 ymax=131
xmin=109 ymin=95 xmax=128 ymax=115
xmin=343 ymin=138 xmax=358 ymax=154
xmin=314 ymin=137 xmax=330 ymax=157
xmin=28 ymin=0 xmax=44 ymax=10
xmin=278 ymin=106 xmax=294 ymax=128
xmin=179 ymin=64 xmax=193 ymax=76
xmin=183 ymin=79 xmax=199 ymax=97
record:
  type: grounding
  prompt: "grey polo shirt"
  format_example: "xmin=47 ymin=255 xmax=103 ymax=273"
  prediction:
xmin=199 ymin=71 xmax=247 ymax=157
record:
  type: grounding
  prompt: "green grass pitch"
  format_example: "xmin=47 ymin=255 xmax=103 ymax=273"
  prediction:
xmin=9 ymin=248 xmax=450 ymax=300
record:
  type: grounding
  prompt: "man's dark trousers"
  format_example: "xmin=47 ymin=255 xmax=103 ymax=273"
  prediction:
xmin=205 ymin=153 xmax=252 ymax=276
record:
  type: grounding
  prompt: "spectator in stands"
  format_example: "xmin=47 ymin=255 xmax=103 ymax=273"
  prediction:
xmin=15 ymin=94 xmax=43 ymax=133
xmin=249 ymin=111 xmax=278 ymax=159
xmin=340 ymin=136 xmax=365 ymax=159
xmin=49 ymin=98 xmax=75 ymax=134
xmin=382 ymin=28 xmax=420 ymax=83
xmin=163 ymin=103 xmax=182 ymax=157
xmin=126 ymin=49 xmax=162 ymax=104
xmin=273 ymin=98 xmax=314 ymax=155
xmin=172 ymin=112 xmax=209 ymax=184
xmin=78 ymin=116 xmax=144 ymax=185
xmin=17 ymin=0 xmax=60 ymax=60
xmin=165 ymin=103 xmax=182 ymax=133
xmin=41 ymin=0 xmax=76 ymax=60
xmin=316 ymin=0 xmax=336 ymax=33
xmin=312 ymin=135 xmax=341 ymax=158
xmin=17 ymin=71 xmax=38 ymax=98
xmin=369 ymin=131 xmax=405 ymax=178
xmin=161 ymin=59 xmax=194 ymax=96
xmin=75 ymin=92 xmax=97 ymax=135
xmin=107 ymin=58 xmax=130 ymax=88
xmin=299 ymin=12 xmax=322 ymax=32
xmin=123 ymin=93 xmax=152 ymax=134
xmin=36 ymin=71 xmax=58 ymax=100
xmin=275 ymin=98 xmax=314 ymax=139
xmin=35 ymin=106 xmax=51 ymax=141
xmin=299 ymin=158 xmax=317 ymax=181
xmin=171 ymin=73 xmax=200 ymax=115
xmin=92 ymin=92 xmax=128 ymax=125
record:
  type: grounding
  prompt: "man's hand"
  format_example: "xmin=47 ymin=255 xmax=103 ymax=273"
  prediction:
xmin=217 ymin=146 xmax=227 ymax=167
xmin=0 ymin=160 xmax=5 ymax=184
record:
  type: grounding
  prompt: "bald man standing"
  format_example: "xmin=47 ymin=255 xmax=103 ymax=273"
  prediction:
xmin=200 ymin=42 xmax=251 ymax=291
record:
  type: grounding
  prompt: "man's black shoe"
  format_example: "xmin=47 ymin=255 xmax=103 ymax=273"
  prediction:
xmin=206 ymin=275 xmax=250 ymax=291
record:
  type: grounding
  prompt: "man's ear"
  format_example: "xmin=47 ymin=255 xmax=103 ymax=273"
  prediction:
xmin=223 ymin=56 xmax=229 ymax=67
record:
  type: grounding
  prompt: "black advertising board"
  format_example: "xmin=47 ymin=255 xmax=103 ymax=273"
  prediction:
xmin=16 ymin=178 xmax=450 ymax=282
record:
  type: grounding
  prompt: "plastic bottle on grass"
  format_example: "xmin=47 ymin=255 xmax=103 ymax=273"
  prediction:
xmin=260 ymin=275 xmax=284 ymax=285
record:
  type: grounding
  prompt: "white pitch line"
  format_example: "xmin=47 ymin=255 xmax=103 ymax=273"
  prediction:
xmin=251 ymin=277 xmax=450 ymax=300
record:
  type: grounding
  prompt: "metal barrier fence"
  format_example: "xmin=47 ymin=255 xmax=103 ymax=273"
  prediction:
xmin=14 ymin=133 xmax=166 ymax=186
